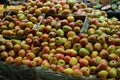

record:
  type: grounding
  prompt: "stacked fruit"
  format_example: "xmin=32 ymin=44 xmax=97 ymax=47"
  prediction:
xmin=0 ymin=1 xmax=43 ymax=39
xmin=0 ymin=0 xmax=120 ymax=80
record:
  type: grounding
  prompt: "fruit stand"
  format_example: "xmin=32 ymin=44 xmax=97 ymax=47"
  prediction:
xmin=0 ymin=0 xmax=120 ymax=80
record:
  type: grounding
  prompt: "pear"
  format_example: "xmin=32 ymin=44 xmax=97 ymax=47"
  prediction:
xmin=64 ymin=41 xmax=72 ymax=49
xmin=85 ymin=43 xmax=94 ymax=52
xmin=63 ymin=25 xmax=72 ymax=32
xmin=56 ymin=29 xmax=64 ymax=37
xmin=117 ymin=67 xmax=120 ymax=78
xmin=98 ymin=70 xmax=108 ymax=80
xmin=97 ymin=62 xmax=107 ymax=71
xmin=115 ymin=49 xmax=120 ymax=56
xmin=64 ymin=68 xmax=74 ymax=75
xmin=79 ymin=48 xmax=89 ymax=57
xmin=108 ymin=68 xmax=117 ymax=78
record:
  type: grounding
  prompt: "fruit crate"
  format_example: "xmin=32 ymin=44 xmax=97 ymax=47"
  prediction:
xmin=0 ymin=10 xmax=42 ymax=40
xmin=0 ymin=10 xmax=26 ymax=40
xmin=37 ymin=13 xmax=89 ymax=34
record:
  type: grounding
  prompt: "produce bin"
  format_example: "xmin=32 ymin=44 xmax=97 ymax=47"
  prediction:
xmin=37 ymin=13 xmax=89 ymax=34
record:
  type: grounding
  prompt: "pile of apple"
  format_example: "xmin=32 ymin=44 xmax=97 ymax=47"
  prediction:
xmin=0 ymin=0 xmax=120 ymax=80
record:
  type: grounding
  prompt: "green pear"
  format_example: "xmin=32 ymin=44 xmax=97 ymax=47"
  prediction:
xmin=79 ymin=48 xmax=89 ymax=57
xmin=108 ymin=68 xmax=117 ymax=78
xmin=56 ymin=29 xmax=64 ymax=37
xmin=85 ymin=43 xmax=93 ymax=52
xmin=64 ymin=41 xmax=72 ymax=49
xmin=64 ymin=68 xmax=74 ymax=75
xmin=90 ymin=66 xmax=97 ymax=74
xmin=69 ymin=57 xmax=78 ymax=66
xmin=63 ymin=25 xmax=72 ymax=32
xmin=55 ymin=37 xmax=63 ymax=46
xmin=115 ymin=49 xmax=120 ymax=56
xmin=98 ymin=70 xmax=108 ymax=79
xmin=117 ymin=67 xmax=120 ymax=78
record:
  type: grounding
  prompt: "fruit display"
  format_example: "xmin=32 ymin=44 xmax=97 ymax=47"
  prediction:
xmin=0 ymin=0 xmax=120 ymax=80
